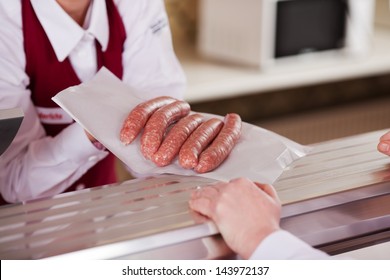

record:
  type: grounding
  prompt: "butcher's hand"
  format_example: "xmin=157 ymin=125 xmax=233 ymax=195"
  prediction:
xmin=189 ymin=177 xmax=281 ymax=259
xmin=84 ymin=130 xmax=105 ymax=150
xmin=85 ymin=130 xmax=96 ymax=142
xmin=378 ymin=131 xmax=390 ymax=156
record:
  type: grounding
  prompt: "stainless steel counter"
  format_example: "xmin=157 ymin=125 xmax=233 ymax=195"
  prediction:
xmin=0 ymin=129 xmax=389 ymax=259
xmin=0 ymin=175 xmax=223 ymax=259
xmin=277 ymin=129 xmax=390 ymax=255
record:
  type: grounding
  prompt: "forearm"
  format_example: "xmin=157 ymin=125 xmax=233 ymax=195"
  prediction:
xmin=0 ymin=123 xmax=107 ymax=203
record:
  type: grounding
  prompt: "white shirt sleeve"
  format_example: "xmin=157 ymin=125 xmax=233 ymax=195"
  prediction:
xmin=116 ymin=0 xmax=187 ymax=100
xmin=249 ymin=230 xmax=331 ymax=260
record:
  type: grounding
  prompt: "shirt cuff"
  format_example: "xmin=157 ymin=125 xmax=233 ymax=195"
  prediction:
xmin=249 ymin=230 xmax=330 ymax=260
xmin=56 ymin=123 xmax=108 ymax=163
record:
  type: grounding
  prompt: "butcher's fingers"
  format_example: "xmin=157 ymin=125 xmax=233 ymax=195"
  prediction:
xmin=141 ymin=100 xmax=191 ymax=159
xmin=120 ymin=96 xmax=177 ymax=145
xmin=195 ymin=113 xmax=242 ymax=173
xmin=152 ymin=114 xmax=204 ymax=167
xmin=178 ymin=118 xmax=224 ymax=169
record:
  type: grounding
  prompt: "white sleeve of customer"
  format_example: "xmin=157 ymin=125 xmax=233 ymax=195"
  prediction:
xmin=0 ymin=1 xmax=107 ymax=203
xmin=249 ymin=230 xmax=331 ymax=260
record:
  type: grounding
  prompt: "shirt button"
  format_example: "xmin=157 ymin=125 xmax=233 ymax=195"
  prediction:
xmin=76 ymin=184 xmax=86 ymax=191
xmin=89 ymin=155 xmax=99 ymax=161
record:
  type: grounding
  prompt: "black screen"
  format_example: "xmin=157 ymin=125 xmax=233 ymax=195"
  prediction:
xmin=275 ymin=0 xmax=348 ymax=58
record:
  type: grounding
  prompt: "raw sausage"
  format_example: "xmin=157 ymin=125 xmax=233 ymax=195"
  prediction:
xmin=141 ymin=101 xmax=191 ymax=159
xmin=195 ymin=113 xmax=242 ymax=173
xmin=141 ymin=100 xmax=191 ymax=159
xmin=120 ymin=96 xmax=177 ymax=145
xmin=152 ymin=113 xmax=204 ymax=167
xmin=178 ymin=118 xmax=224 ymax=169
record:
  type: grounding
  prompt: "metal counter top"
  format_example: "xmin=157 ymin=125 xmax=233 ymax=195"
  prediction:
xmin=0 ymin=129 xmax=389 ymax=259
xmin=275 ymin=129 xmax=390 ymax=204
xmin=276 ymin=129 xmax=390 ymax=255
xmin=0 ymin=175 xmax=223 ymax=259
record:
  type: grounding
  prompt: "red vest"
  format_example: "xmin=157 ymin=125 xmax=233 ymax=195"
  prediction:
xmin=21 ymin=0 xmax=126 ymax=192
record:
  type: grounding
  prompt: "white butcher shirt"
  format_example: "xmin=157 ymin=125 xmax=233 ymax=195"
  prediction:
xmin=0 ymin=0 xmax=186 ymax=202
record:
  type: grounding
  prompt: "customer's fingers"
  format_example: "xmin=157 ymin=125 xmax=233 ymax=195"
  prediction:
xmin=189 ymin=184 xmax=222 ymax=218
xmin=191 ymin=183 xmax=221 ymax=199
xmin=378 ymin=140 xmax=390 ymax=155
xmin=380 ymin=131 xmax=390 ymax=141
xmin=254 ymin=182 xmax=279 ymax=201
xmin=189 ymin=196 xmax=213 ymax=217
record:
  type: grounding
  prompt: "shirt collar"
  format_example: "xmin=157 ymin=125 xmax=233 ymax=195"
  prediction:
xmin=30 ymin=0 xmax=109 ymax=62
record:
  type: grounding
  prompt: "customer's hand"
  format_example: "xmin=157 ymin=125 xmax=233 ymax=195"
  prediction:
xmin=378 ymin=131 xmax=390 ymax=156
xmin=189 ymin=177 xmax=281 ymax=259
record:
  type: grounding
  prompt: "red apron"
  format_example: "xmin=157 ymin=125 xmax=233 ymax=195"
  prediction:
xmin=21 ymin=0 xmax=126 ymax=192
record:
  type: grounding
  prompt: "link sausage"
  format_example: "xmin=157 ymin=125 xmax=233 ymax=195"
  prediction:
xmin=120 ymin=96 xmax=177 ymax=145
xmin=195 ymin=113 xmax=242 ymax=173
xmin=152 ymin=113 xmax=204 ymax=167
xmin=141 ymin=100 xmax=191 ymax=159
xmin=178 ymin=118 xmax=224 ymax=169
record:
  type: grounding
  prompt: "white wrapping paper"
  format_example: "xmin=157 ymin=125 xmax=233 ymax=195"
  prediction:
xmin=53 ymin=68 xmax=309 ymax=184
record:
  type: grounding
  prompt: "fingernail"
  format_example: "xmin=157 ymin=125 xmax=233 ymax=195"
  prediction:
xmin=379 ymin=142 xmax=389 ymax=153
